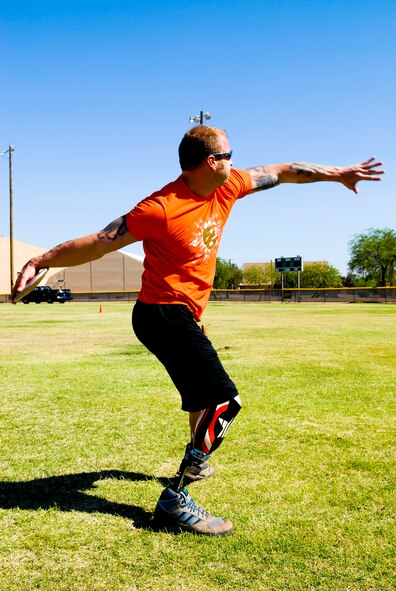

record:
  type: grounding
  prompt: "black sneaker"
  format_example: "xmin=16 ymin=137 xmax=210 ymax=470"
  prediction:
xmin=177 ymin=444 xmax=215 ymax=481
xmin=153 ymin=487 xmax=233 ymax=536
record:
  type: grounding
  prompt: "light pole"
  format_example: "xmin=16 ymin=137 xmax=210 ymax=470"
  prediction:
xmin=189 ymin=111 xmax=211 ymax=125
xmin=1 ymin=145 xmax=15 ymax=294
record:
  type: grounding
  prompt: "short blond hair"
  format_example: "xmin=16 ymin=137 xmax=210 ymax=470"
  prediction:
xmin=178 ymin=125 xmax=227 ymax=171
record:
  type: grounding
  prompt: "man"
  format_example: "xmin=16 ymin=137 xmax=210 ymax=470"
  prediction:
xmin=12 ymin=125 xmax=383 ymax=536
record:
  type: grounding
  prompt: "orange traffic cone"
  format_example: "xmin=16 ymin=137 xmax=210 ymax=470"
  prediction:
xmin=99 ymin=304 xmax=103 ymax=314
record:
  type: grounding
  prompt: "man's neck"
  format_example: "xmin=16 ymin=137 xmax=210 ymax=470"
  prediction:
xmin=181 ymin=171 xmax=221 ymax=197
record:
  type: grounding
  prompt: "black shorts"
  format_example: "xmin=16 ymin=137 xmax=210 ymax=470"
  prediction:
xmin=132 ymin=299 xmax=238 ymax=412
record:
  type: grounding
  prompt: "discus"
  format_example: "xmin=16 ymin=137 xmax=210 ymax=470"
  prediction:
xmin=13 ymin=268 xmax=49 ymax=303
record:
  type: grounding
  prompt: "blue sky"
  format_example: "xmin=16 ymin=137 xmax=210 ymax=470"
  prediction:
xmin=1 ymin=0 xmax=394 ymax=275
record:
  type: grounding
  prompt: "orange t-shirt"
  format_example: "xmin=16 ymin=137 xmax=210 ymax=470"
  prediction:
xmin=126 ymin=168 xmax=252 ymax=320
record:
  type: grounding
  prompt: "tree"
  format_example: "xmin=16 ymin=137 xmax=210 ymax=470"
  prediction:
xmin=242 ymin=264 xmax=277 ymax=287
xmin=243 ymin=262 xmax=342 ymax=289
xmin=213 ymin=258 xmax=243 ymax=289
xmin=300 ymin=262 xmax=342 ymax=288
xmin=272 ymin=262 xmax=342 ymax=288
xmin=348 ymin=228 xmax=396 ymax=287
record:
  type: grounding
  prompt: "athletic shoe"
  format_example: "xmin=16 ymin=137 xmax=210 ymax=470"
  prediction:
xmin=153 ymin=487 xmax=233 ymax=536
xmin=177 ymin=444 xmax=215 ymax=481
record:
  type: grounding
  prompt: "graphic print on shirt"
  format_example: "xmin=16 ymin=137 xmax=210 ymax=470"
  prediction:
xmin=189 ymin=215 xmax=224 ymax=262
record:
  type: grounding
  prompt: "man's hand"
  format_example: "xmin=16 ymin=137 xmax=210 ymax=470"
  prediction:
xmin=336 ymin=158 xmax=384 ymax=194
xmin=11 ymin=261 xmax=42 ymax=303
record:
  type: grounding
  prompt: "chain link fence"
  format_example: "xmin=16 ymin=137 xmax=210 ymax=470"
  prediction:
xmin=210 ymin=287 xmax=396 ymax=304
xmin=3 ymin=287 xmax=395 ymax=304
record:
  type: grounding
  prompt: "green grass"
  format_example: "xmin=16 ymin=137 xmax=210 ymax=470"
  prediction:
xmin=0 ymin=302 xmax=395 ymax=590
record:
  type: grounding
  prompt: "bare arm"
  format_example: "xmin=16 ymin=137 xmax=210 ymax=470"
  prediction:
xmin=11 ymin=215 xmax=136 ymax=301
xmin=247 ymin=157 xmax=384 ymax=194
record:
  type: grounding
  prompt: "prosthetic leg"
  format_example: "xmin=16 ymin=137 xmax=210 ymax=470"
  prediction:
xmin=176 ymin=395 xmax=242 ymax=490
xmin=154 ymin=395 xmax=241 ymax=535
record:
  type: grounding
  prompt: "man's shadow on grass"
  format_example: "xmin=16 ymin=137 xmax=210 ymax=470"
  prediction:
xmin=0 ymin=470 xmax=177 ymax=530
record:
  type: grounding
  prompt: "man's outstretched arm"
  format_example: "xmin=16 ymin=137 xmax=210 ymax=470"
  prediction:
xmin=247 ymin=157 xmax=384 ymax=194
xmin=11 ymin=215 xmax=136 ymax=301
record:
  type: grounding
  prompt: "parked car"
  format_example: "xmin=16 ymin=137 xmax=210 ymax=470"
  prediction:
xmin=22 ymin=286 xmax=73 ymax=304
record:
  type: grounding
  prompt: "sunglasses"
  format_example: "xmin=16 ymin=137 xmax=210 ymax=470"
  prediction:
xmin=211 ymin=151 xmax=233 ymax=161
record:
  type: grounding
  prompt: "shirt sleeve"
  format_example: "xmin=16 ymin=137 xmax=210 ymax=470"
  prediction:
xmin=126 ymin=196 xmax=166 ymax=242
xmin=227 ymin=169 xmax=253 ymax=199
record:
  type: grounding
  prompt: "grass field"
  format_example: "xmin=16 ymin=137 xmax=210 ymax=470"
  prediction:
xmin=0 ymin=302 xmax=395 ymax=591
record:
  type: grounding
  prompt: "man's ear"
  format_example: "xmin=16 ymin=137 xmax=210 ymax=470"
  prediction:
xmin=206 ymin=155 xmax=217 ymax=171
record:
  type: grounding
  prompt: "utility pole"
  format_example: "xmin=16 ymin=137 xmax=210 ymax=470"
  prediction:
xmin=1 ymin=145 xmax=15 ymax=293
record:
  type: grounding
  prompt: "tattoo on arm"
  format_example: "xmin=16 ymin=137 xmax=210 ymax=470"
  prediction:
xmin=289 ymin=162 xmax=331 ymax=182
xmin=247 ymin=166 xmax=280 ymax=193
xmin=29 ymin=241 xmax=73 ymax=266
xmin=46 ymin=241 xmax=73 ymax=255
xmin=97 ymin=216 xmax=128 ymax=241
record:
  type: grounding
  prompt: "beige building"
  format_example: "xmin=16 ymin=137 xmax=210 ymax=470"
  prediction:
xmin=0 ymin=237 xmax=144 ymax=295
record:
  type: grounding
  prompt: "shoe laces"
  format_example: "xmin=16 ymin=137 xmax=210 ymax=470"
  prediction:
xmin=184 ymin=496 xmax=211 ymax=520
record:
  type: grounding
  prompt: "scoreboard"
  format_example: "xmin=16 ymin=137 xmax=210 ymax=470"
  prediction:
xmin=274 ymin=256 xmax=303 ymax=273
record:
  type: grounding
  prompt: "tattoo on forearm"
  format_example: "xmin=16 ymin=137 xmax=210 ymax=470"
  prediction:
xmin=31 ymin=241 xmax=73 ymax=265
xmin=289 ymin=162 xmax=330 ymax=182
xmin=247 ymin=166 xmax=280 ymax=192
xmin=47 ymin=241 xmax=73 ymax=255
xmin=97 ymin=216 xmax=128 ymax=241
